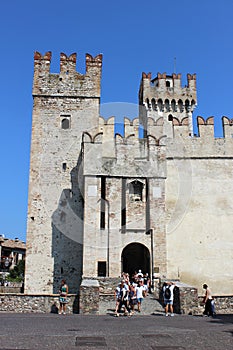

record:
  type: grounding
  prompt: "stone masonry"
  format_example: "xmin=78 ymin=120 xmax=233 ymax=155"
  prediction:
xmin=25 ymin=51 xmax=233 ymax=298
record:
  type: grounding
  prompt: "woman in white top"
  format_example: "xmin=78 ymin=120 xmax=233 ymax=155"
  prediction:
xmin=136 ymin=280 xmax=145 ymax=312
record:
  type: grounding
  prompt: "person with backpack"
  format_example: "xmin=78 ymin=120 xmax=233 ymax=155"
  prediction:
xmin=163 ymin=281 xmax=176 ymax=316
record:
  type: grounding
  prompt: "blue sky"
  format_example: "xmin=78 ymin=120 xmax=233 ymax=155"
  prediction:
xmin=1 ymin=0 xmax=233 ymax=242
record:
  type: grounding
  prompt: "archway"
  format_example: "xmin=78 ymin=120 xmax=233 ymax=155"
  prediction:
xmin=121 ymin=243 xmax=150 ymax=277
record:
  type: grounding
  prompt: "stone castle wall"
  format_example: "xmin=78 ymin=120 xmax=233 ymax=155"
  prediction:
xmin=25 ymin=51 xmax=233 ymax=297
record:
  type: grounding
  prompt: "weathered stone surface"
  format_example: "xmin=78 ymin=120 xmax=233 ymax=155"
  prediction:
xmin=79 ymin=279 xmax=99 ymax=314
xmin=25 ymin=51 xmax=233 ymax=299
xmin=0 ymin=293 xmax=78 ymax=313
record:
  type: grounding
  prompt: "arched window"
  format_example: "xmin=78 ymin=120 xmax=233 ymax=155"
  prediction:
xmin=129 ymin=180 xmax=143 ymax=201
xmin=151 ymin=98 xmax=156 ymax=111
xmin=178 ymin=99 xmax=184 ymax=113
xmin=165 ymin=99 xmax=170 ymax=112
xmin=171 ymin=99 xmax=176 ymax=112
xmin=166 ymin=80 xmax=170 ymax=87
xmin=61 ymin=118 xmax=70 ymax=129
xmin=60 ymin=114 xmax=71 ymax=129
xmin=158 ymin=99 xmax=163 ymax=112
xmin=185 ymin=99 xmax=190 ymax=112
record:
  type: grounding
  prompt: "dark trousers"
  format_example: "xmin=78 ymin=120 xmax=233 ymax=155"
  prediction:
xmin=118 ymin=299 xmax=131 ymax=313
xmin=204 ymin=299 xmax=213 ymax=316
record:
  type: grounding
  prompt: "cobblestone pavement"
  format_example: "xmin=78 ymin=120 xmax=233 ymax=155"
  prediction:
xmin=99 ymin=293 xmax=165 ymax=316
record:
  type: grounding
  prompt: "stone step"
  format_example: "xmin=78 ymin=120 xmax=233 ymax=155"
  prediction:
xmin=99 ymin=293 xmax=164 ymax=316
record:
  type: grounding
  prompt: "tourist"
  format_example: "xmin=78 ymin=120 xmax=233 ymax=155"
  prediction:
xmin=202 ymin=283 xmax=214 ymax=317
xmin=163 ymin=281 xmax=175 ymax=316
xmin=136 ymin=279 xmax=145 ymax=312
xmin=129 ymin=283 xmax=137 ymax=314
xmin=59 ymin=279 xmax=68 ymax=315
xmin=114 ymin=280 xmax=131 ymax=316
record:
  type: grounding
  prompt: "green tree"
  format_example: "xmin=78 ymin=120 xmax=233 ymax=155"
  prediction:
xmin=7 ymin=260 xmax=25 ymax=282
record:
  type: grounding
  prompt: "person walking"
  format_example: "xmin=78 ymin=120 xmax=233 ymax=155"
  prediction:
xmin=163 ymin=281 xmax=175 ymax=316
xmin=203 ymin=283 xmax=214 ymax=317
xmin=59 ymin=279 xmax=68 ymax=315
xmin=136 ymin=279 xmax=145 ymax=312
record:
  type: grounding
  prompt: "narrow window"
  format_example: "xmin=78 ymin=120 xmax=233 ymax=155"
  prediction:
xmin=158 ymin=99 xmax=163 ymax=112
xmin=165 ymin=99 xmax=170 ymax=112
xmin=171 ymin=99 xmax=176 ymax=112
xmin=166 ymin=81 xmax=170 ymax=87
xmin=62 ymin=163 xmax=67 ymax=171
xmin=100 ymin=177 xmax=106 ymax=229
xmin=98 ymin=261 xmax=106 ymax=277
xmin=178 ymin=99 xmax=183 ymax=113
xmin=121 ymin=178 xmax=126 ymax=232
xmin=168 ymin=114 xmax=173 ymax=121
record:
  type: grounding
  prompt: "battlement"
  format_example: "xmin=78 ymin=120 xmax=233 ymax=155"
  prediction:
xmin=33 ymin=51 xmax=102 ymax=97
xmin=139 ymin=71 xmax=197 ymax=112
xmin=83 ymin=115 xmax=233 ymax=142
xmin=81 ymin=115 xmax=233 ymax=179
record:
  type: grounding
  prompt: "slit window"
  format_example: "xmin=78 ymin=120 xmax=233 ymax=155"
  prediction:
xmin=100 ymin=177 xmax=106 ymax=229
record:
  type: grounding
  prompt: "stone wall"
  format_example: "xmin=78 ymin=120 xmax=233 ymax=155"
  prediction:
xmin=0 ymin=294 xmax=78 ymax=314
xmin=79 ymin=279 xmax=99 ymax=314
xmin=198 ymin=295 xmax=233 ymax=315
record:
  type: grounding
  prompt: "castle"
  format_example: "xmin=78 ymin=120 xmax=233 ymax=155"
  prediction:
xmin=25 ymin=52 xmax=233 ymax=296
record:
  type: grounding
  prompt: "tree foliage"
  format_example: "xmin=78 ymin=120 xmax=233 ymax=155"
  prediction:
xmin=7 ymin=260 xmax=25 ymax=282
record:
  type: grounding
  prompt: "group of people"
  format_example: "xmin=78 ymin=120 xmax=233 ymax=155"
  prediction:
xmin=58 ymin=276 xmax=215 ymax=318
xmin=162 ymin=281 xmax=215 ymax=317
xmin=114 ymin=271 xmax=151 ymax=316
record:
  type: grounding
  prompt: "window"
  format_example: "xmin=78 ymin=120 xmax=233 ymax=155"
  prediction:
xmin=61 ymin=118 xmax=70 ymax=129
xmin=60 ymin=115 xmax=71 ymax=129
xmin=100 ymin=177 xmax=106 ymax=229
xmin=98 ymin=261 xmax=106 ymax=277
xmin=129 ymin=180 xmax=143 ymax=201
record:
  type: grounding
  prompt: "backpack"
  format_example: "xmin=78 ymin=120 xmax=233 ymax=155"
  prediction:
xmin=164 ymin=286 xmax=171 ymax=299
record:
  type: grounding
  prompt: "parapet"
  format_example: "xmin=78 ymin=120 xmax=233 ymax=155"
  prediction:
xmin=33 ymin=51 xmax=103 ymax=97
xmin=139 ymin=71 xmax=197 ymax=107
xmin=82 ymin=115 xmax=233 ymax=142
xmin=222 ymin=116 xmax=233 ymax=138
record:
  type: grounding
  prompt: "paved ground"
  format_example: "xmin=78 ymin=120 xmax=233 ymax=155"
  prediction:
xmin=0 ymin=310 xmax=232 ymax=349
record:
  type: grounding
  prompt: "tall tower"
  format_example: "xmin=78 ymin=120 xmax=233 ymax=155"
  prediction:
xmin=25 ymin=52 xmax=102 ymax=294
xmin=139 ymin=72 xmax=197 ymax=138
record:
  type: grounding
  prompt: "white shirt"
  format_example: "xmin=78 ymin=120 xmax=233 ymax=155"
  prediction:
xmin=136 ymin=285 xmax=144 ymax=299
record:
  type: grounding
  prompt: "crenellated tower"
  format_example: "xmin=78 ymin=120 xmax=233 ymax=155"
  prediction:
xmin=139 ymin=72 xmax=197 ymax=138
xmin=25 ymin=52 xmax=102 ymax=294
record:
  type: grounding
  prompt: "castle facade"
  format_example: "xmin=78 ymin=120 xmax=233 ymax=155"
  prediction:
xmin=25 ymin=52 xmax=233 ymax=295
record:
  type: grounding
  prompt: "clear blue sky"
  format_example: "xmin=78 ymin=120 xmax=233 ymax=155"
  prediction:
xmin=1 ymin=0 xmax=233 ymax=242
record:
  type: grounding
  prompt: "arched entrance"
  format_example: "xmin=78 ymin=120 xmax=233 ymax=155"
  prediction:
xmin=121 ymin=243 xmax=150 ymax=277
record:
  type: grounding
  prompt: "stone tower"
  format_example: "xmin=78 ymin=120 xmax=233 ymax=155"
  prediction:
xmin=25 ymin=52 xmax=102 ymax=294
xmin=139 ymin=72 xmax=197 ymax=138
